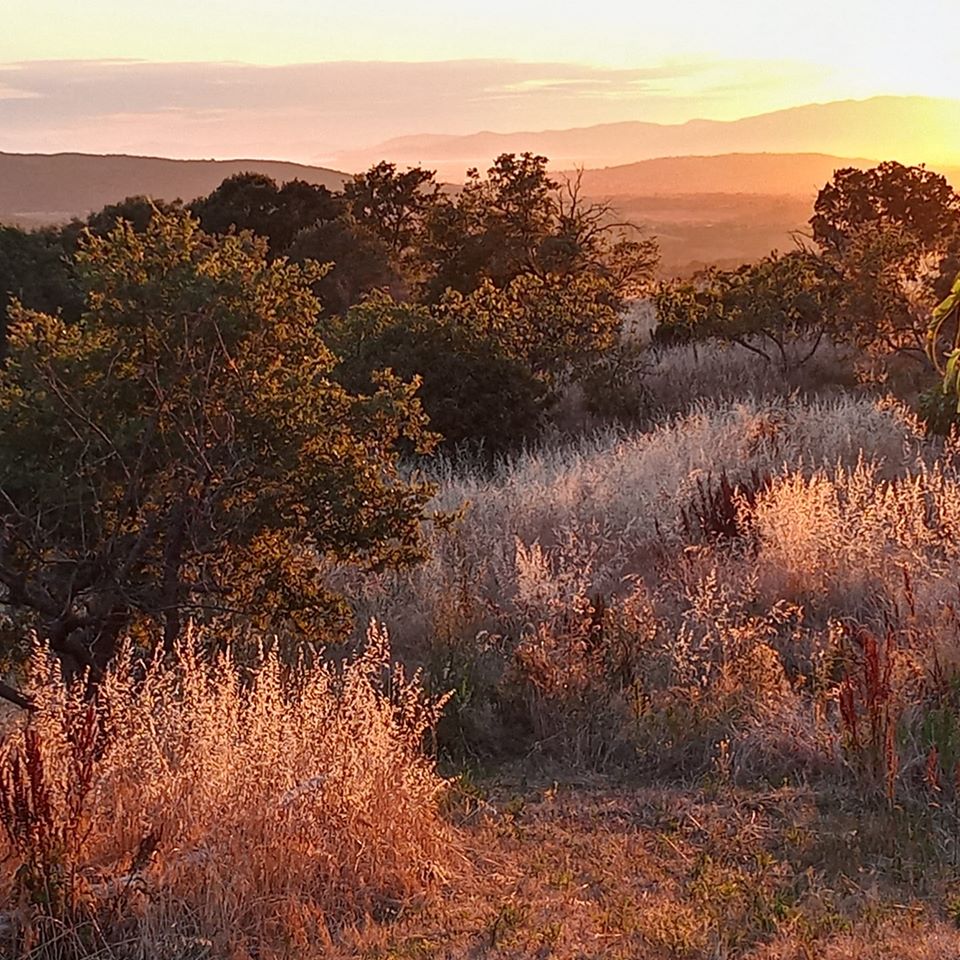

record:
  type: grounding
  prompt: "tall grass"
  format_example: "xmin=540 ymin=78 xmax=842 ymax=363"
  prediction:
xmin=331 ymin=389 xmax=960 ymax=803
xmin=349 ymin=393 xmax=931 ymax=649
xmin=0 ymin=623 xmax=452 ymax=959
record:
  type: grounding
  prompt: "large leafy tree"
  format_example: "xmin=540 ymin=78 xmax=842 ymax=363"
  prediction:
xmin=419 ymin=153 xmax=657 ymax=304
xmin=286 ymin=219 xmax=399 ymax=318
xmin=190 ymin=173 xmax=342 ymax=253
xmin=192 ymin=172 xmax=398 ymax=315
xmin=0 ymin=211 xmax=438 ymax=691
xmin=810 ymin=162 xmax=960 ymax=357
xmin=420 ymin=153 xmax=558 ymax=299
xmin=343 ymin=161 xmax=440 ymax=271
xmin=654 ymin=251 xmax=843 ymax=367
xmin=811 ymin=162 xmax=959 ymax=257
xmin=440 ymin=271 xmax=625 ymax=388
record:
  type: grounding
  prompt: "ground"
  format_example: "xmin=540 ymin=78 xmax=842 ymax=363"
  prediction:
xmin=347 ymin=766 xmax=960 ymax=960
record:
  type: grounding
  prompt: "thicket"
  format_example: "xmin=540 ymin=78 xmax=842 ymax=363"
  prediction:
xmin=0 ymin=154 xmax=658 ymax=457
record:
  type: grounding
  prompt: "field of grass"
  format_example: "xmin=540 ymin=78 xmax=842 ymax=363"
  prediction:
xmin=5 ymin=337 xmax=960 ymax=958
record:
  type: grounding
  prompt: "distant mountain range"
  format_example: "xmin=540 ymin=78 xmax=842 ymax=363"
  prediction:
xmin=333 ymin=96 xmax=960 ymax=180
xmin=2 ymin=130 xmax=959 ymax=275
xmin=0 ymin=153 xmax=347 ymax=228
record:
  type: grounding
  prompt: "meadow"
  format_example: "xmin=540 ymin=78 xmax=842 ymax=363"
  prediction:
xmin=5 ymin=327 xmax=960 ymax=959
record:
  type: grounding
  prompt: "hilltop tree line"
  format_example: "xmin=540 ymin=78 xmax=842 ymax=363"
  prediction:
xmin=0 ymin=154 xmax=657 ymax=689
xmin=1 ymin=155 xmax=656 ymax=453
xmin=655 ymin=162 xmax=960 ymax=389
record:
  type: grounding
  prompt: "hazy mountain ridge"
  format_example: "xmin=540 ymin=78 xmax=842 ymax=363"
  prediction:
xmin=0 ymin=152 xmax=348 ymax=227
xmin=334 ymin=96 xmax=960 ymax=179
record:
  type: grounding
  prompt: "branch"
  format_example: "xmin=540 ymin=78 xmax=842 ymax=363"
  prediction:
xmin=0 ymin=680 xmax=36 ymax=712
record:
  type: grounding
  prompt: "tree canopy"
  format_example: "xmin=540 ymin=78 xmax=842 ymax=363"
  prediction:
xmin=810 ymin=162 xmax=960 ymax=357
xmin=0 ymin=211 xmax=438 ymax=683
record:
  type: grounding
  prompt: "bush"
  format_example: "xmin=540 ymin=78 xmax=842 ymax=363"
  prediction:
xmin=0 ymin=211 xmax=437 ymax=674
xmin=330 ymin=294 xmax=547 ymax=456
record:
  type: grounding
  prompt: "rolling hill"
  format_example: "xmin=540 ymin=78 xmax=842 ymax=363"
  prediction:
xmin=3 ymin=146 xmax=958 ymax=276
xmin=0 ymin=152 xmax=348 ymax=227
xmin=562 ymin=153 xmax=888 ymax=198
xmin=333 ymin=96 xmax=960 ymax=180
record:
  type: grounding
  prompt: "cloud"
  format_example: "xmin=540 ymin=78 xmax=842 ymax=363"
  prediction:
xmin=0 ymin=83 xmax=40 ymax=101
xmin=0 ymin=58 xmax=830 ymax=166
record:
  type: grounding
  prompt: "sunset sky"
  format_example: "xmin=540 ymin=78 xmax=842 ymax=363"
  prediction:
xmin=3 ymin=0 xmax=959 ymax=164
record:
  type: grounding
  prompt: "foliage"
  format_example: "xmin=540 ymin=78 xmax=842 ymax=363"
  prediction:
xmin=343 ymin=160 xmax=440 ymax=274
xmin=191 ymin=172 xmax=399 ymax=315
xmin=330 ymin=292 xmax=546 ymax=456
xmin=190 ymin=172 xmax=341 ymax=253
xmin=811 ymin=162 xmax=960 ymax=357
xmin=420 ymin=153 xmax=657 ymax=304
xmin=286 ymin=217 xmax=399 ymax=317
xmin=76 ymin=195 xmax=183 ymax=240
xmin=654 ymin=250 xmax=842 ymax=367
xmin=440 ymin=270 xmax=623 ymax=388
xmin=922 ymin=270 xmax=960 ymax=432
xmin=811 ymin=162 xmax=959 ymax=257
xmin=0 ymin=210 xmax=438 ymax=679
xmin=0 ymin=225 xmax=83 ymax=342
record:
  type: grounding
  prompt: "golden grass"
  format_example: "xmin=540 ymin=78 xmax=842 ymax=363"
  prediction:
xmin=10 ymin=362 xmax=960 ymax=956
xmin=0 ymin=622 xmax=453 ymax=958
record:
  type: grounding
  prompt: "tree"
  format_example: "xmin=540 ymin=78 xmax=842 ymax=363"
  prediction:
xmin=810 ymin=162 xmax=960 ymax=358
xmin=811 ymin=162 xmax=959 ymax=257
xmin=542 ymin=170 xmax=659 ymax=300
xmin=286 ymin=219 xmax=399 ymax=317
xmin=329 ymin=293 xmax=546 ymax=456
xmin=190 ymin=173 xmax=342 ymax=254
xmin=654 ymin=251 xmax=842 ymax=367
xmin=343 ymin=161 xmax=440 ymax=270
xmin=419 ymin=153 xmax=562 ymax=299
xmin=0 ymin=225 xmax=83 ymax=349
xmin=0 ymin=211 xmax=438 ymax=695
xmin=81 ymin=195 xmax=183 ymax=240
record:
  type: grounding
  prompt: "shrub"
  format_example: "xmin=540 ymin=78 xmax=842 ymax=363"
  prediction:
xmin=330 ymin=293 xmax=547 ymax=456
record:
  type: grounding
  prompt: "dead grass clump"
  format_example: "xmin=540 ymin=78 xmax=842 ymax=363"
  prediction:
xmin=0 ymin=622 xmax=454 ymax=958
xmin=750 ymin=458 xmax=960 ymax=622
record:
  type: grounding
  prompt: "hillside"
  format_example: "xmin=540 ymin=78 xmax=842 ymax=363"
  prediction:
xmin=334 ymin=96 xmax=960 ymax=180
xmin=563 ymin=152 xmax=885 ymax=198
xmin=4 ymin=147 xmax=957 ymax=275
xmin=568 ymin=153 xmax=960 ymax=275
xmin=0 ymin=152 xmax=348 ymax=227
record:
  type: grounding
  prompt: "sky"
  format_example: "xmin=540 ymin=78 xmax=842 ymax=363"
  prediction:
xmin=3 ymin=0 xmax=960 ymax=164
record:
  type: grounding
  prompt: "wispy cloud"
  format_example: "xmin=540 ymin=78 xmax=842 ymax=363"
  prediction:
xmin=0 ymin=58 xmax=834 ymax=165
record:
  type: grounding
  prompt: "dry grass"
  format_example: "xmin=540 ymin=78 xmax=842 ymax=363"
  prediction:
xmin=334 ymin=774 xmax=960 ymax=959
xmin=336 ymin=391 xmax=960 ymax=795
xmin=0 ymin=623 xmax=453 ymax=959
xmin=9 ymin=343 xmax=960 ymax=956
